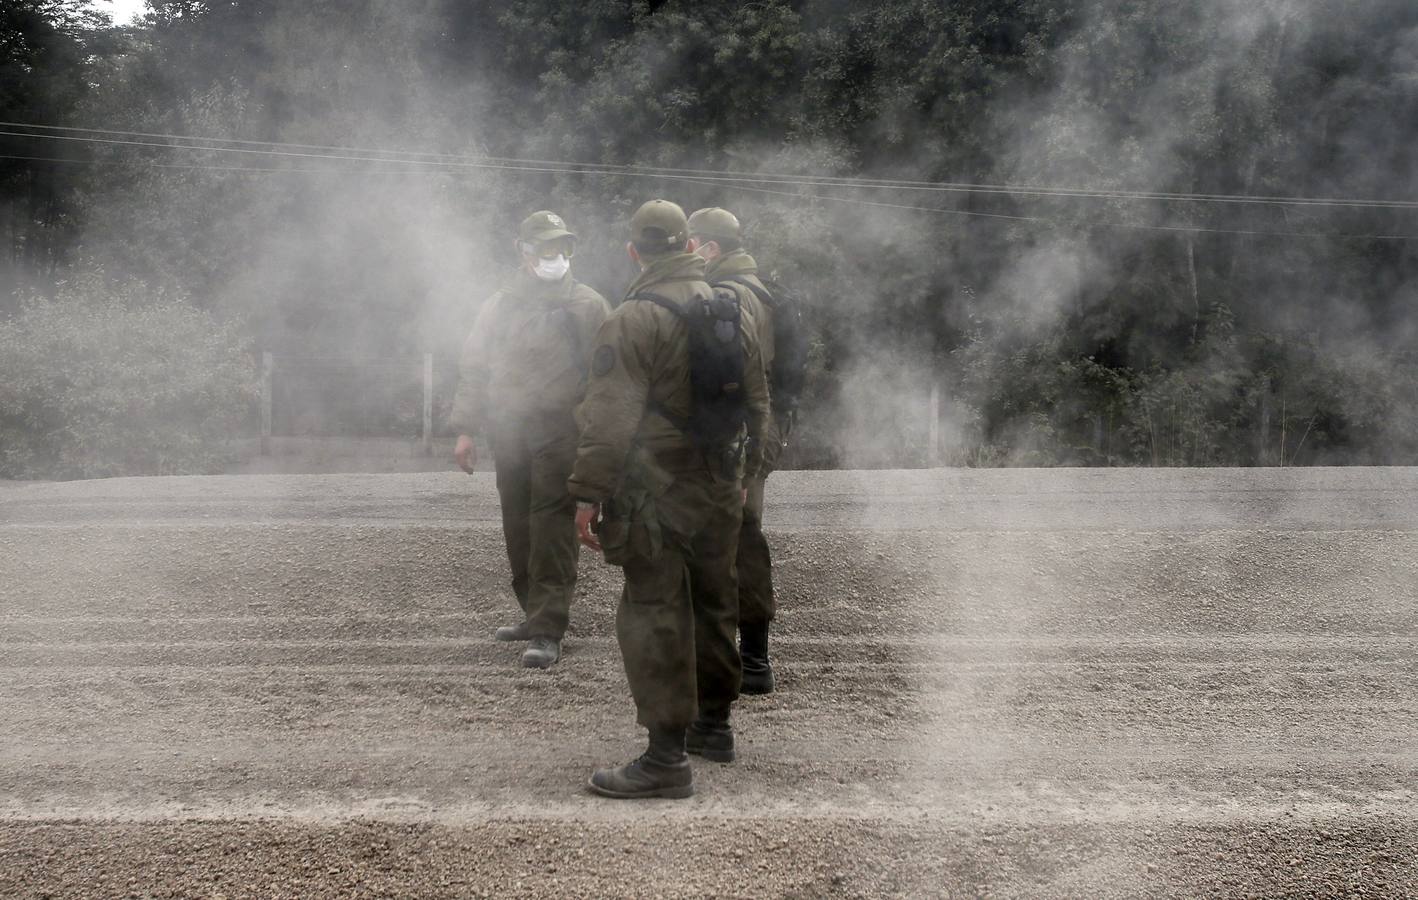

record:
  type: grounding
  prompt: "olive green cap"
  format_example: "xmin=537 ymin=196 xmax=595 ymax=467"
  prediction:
xmin=518 ymin=210 xmax=575 ymax=243
xmin=687 ymin=207 xmax=741 ymax=243
xmin=629 ymin=199 xmax=688 ymax=250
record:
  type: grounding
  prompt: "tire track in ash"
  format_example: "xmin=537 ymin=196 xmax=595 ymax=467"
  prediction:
xmin=1 ymin=470 xmax=1415 ymax=897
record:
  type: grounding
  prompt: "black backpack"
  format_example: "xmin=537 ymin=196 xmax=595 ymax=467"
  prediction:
xmin=631 ymin=286 xmax=748 ymax=456
xmin=717 ymin=275 xmax=808 ymax=424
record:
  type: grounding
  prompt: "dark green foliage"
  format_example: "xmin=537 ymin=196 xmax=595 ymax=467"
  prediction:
xmin=0 ymin=1 xmax=116 ymax=300
xmin=954 ymin=303 xmax=1418 ymax=467
xmin=4 ymin=0 xmax=1418 ymax=473
xmin=0 ymin=278 xmax=258 ymax=478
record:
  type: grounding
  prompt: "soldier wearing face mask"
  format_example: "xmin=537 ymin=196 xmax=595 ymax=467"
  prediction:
xmin=449 ymin=210 xmax=612 ymax=669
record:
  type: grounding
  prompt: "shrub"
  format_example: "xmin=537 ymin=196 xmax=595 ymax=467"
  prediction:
xmin=949 ymin=314 xmax=1418 ymax=468
xmin=0 ymin=279 xmax=258 ymax=479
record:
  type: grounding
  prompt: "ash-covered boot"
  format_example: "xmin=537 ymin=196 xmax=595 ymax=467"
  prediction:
xmin=686 ymin=715 xmax=735 ymax=763
xmin=520 ymin=636 xmax=560 ymax=668
xmin=739 ymin=622 xmax=775 ymax=695
xmin=587 ymin=729 xmax=693 ymax=799
xmin=494 ymin=620 xmax=532 ymax=642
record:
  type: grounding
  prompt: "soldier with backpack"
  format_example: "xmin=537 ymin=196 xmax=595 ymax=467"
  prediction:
xmin=570 ymin=199 xmax=771 ymax=799
xmin=688 ymin=207 xmax=808 ymax=695
xmin=449 ymin=210 xmax=612 ymax=670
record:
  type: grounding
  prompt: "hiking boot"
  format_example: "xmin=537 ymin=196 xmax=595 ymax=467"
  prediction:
xmin=740 ymin=622 xmax=775 ymax=695
xmin=741 ymin=660 xmax=774 ymax=694
xmin=521 ymin=636 xmax=560 ymax=668
xmin=588 ymin=731 xmax=693 ymax=800
xmin=494 ymin=621 xmax=532 ymax=642
xmin=686 ymin=718 xmax=735 ymax=763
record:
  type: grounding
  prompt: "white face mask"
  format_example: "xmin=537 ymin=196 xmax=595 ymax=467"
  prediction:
xmin=533 ymin=255 xmax=570 ymax=281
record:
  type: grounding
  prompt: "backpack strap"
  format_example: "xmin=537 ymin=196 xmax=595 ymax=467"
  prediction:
xmin=627 ymin=291 xmax=692 ymax=434
xmin=628 ymin=290 xmax=687 ymax=319
xmin=717 ymin=274 xmax=774 ymax=308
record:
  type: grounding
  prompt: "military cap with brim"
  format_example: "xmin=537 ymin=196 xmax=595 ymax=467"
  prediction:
xmin=629 ymin=199 xmax=688 ymax=250
xmin=687 ymin=207 xmax=742 ymax=243
xmin=519 ymin=210 xmax=576 ymax=243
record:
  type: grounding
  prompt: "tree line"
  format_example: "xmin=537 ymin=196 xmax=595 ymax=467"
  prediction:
xmin=4 ymin=0 xmax=1418 ymax=477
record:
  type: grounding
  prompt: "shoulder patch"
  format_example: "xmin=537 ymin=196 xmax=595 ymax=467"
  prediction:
xmin=592 ymin=344 xmax=616 ymax=377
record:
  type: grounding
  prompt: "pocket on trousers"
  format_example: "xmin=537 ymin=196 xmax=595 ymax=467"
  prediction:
xmin=598 ymin=509 xmax=634 ymax=566
xmin=598 ymin=494 xmax=662 ymax=566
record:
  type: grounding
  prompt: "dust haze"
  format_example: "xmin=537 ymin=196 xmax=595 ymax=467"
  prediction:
xmin=2 ymin=2 xmax=1416 ymax=897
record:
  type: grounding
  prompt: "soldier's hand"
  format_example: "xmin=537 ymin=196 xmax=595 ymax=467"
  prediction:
xmin=454 ymin=434 xmax=477 ymax=474
xmin=576 ymin=502 xmax=602 ymax=552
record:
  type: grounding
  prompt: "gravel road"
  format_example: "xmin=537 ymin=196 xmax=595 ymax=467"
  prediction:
xmin=1 ymin=468 xmax=1415 ymax=898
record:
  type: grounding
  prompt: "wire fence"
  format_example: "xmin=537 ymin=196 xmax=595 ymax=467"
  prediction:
xmin=256 ymin=351 xmax=965 ymax=469
xmin=259 ymin=352 xmax=440 ymax=452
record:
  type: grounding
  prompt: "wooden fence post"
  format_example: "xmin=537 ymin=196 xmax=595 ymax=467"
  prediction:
xmin=422 ymin=352 xmax=434 ymax=455
xmin=260 ymin=351 xmax=273 ymax=455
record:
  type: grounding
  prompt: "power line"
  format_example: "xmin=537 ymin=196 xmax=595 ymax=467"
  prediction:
xmin=0 ymin=129 xmax=573 ymax=175
xmin=4 ymin=148 xmax=1415 ymax=242
xmin=0 ymin=121 xmax=570 ymax=165
xmin=8 ymin=148 xmax=1410 ymax=241
xmin=5 ymin=121 xmax=1409 ymax=209
xmin=5 ymin=121 xmax=1418 ymax=210
xmin=690 ymin=177 xmax=1418 ymax=241
xmin=0 ymin=153 xmax=446 ymax=176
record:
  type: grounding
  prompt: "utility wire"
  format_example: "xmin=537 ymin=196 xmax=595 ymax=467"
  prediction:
xmin=5 ymin=121 xmax=1418 ymax=210
xmin=0 ymin=129 xmax=581 ymax=175
xmin=10 ymin=148 xmax=1409 ymax=241
xmin=0 ymin=153 xmax=446 ymax=176
xmin=0 ymin=121 xmax=573 ymax=164
xmin=687 ymin=177 xmax=1418 ymax=241
xmin=6 ymin=120 xmax=1413 ymax=209
xmin=5 ymin=144 xmax=1415 ymax=241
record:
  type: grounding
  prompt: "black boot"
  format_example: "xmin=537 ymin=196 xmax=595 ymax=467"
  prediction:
xmin=494 ymin=620 xmax=532 ymax=642
xmin=588 ymin=729 xmax=693 ymax=800
xmin=686 ymin=716 xmax=735 ymax=763
xmin=739 ymin=622 xmax=775 ymax=695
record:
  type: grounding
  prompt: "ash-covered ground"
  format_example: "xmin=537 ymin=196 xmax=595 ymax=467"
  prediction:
xmin=1 ymin=468 xmax=1415 ymax=898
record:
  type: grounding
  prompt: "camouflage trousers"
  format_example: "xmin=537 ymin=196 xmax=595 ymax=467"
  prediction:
xmin=489 ymin=412 xmax=580 ymax=640
xmin=737 ymin=473 xmax=775 ymax=627
xmin=610 ymin=463 xmax=743 ymax=733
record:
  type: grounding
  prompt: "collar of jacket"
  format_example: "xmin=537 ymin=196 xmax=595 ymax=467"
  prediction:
xmin=624 ymin=251 xmax=706 ymax=300
xmin=508 ymin=268 xmax=576 ymax=303
xmin=705 ymin=248 xmax=758 ymax=282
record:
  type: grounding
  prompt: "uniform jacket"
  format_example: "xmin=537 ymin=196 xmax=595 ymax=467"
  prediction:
xmin=706 ymin=249 xmax=784 ymax=473
xmin=448 ymin=270 xmax=611 ymax=436
xmin=567 ymin=251 xmax=771 ymax=504
xmin=706 ymin=250 xmax=775 ymax=378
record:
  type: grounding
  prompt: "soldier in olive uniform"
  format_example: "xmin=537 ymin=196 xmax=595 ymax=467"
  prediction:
xmin=688 ymin=207 xmax=783 ymax=694
xmin=450 ymin=211 xmax=611 ymax=669
xmin=570 ymin=199 xmax=771 ymax=799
